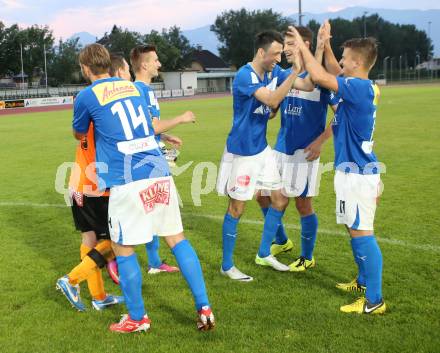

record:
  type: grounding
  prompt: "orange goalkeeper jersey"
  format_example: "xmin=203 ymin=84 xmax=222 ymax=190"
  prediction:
xmin=69 ymin=123 xmax=109 ymax=197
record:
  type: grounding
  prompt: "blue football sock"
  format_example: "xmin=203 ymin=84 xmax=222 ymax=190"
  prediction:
xmin=222 ymin=213 xmax=239 ymax=271
xmin=172 ymin=239 xmax=209 ymax=310
xmin=352 ymin=236 xmax=383 ymax=304
xmin=350 ymin=238 xmax=366 ymax=286
xmin=258 ymin=207 xmax=284 ymax=258
xmin=116 ymin=253 xmax=145 ymax=321
xmin=300 ymin=213 xmax=318 ymax=260
xmin=145 ymin=235 xmax=162 ymax=268
xmin=261 ymin=207 xmax=288 ymax=245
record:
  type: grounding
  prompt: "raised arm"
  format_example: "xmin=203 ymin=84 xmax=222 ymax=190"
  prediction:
xmin=322 ymin=21 xmax=343 ymax=76
xmin=315 ymin=23 xmax=327 ymax=65
xmin=292 ymin=46 xmax=315 ymax=91
xmin=293 ymin=25 xmax=328 ymax=90
xmin=301 ymin=22 xmax=327 ymax=89
xmin=287 ymin=26 xmax=339 ymax=93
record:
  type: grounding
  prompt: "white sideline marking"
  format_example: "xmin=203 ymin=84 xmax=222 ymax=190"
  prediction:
xmin=0 ymin=201 xmax=439 ymax=253
xmin=182 ymin=212 xmax=440 ymax=253
xmin=0 ymin=201 xmax=66 ymax=208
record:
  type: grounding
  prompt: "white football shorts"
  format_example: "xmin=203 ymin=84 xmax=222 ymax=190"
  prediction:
xmin=108 ymin=176 xmax=183 ymax=245
xmin=216 ymin=146 xmax=281 ymax=201
xmin=265 ymin=149 xmax=321 ymax=198
xmin=334 ymin=170 xmax=382 ymax=231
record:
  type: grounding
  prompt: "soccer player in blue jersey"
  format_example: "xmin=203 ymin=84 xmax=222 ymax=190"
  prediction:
xmin=216 ymin=31 xmax=314 ymax=281
xmin=256 ymin=25 xmax=339 ymax=272
xmin=129 ymin=44 xmax=192 ymax=275
xmin=288 ymin=26 xmax=386 ymax=314
xmin=73 ymin=44 xmax=215 ymax=332
xmin=99 ymin=53 xmax=180 ymax=283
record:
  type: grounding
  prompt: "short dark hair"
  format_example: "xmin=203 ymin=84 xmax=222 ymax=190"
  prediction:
xmin=254 ymin=30 xmax=284 ymax=53
xmin=130 ymin=44 xmax=157 ymax=73
xmin=79 ymin=44 xmax=111 ymax=75
xmin=342 ymin=37 xmax=378 ymax=69
xmin=109 ymin=53 xmax=125 ymax=77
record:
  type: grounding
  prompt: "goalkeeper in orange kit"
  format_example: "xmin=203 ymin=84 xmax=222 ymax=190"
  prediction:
xmin=55 ymin=55 xmax=135 ymax=311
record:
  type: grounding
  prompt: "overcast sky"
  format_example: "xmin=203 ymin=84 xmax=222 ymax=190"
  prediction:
xmin=1 ymin=0 xmax=439 ymax=38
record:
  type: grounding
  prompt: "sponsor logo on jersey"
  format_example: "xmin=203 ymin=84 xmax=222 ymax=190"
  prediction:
xmin=92 ymin=81 xmax=140 ymax=106
xmin=139 ymin=179 xmax=170 ymax=213
xmin=284 ymin=104 xmax=303 ymax=116
xmin=116 ymin=136 xmax=159 ymax=155
xmin=286 ymin=87 xmax=321 ymax=102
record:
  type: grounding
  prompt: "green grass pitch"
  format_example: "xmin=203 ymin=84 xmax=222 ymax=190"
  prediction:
xmin=0 ymin=85 xmax=439 ymax=353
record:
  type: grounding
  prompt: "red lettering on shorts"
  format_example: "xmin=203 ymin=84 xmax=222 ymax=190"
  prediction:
xmin=139 ymin=180 xmax=171 ymax=213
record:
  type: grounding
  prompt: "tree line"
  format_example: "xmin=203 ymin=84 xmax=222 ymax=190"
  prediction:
xmin=212 ymin=9 xmax=433 ymax=77
xmin=0 ymin=23 xmax=194 ymax=86
xmin=0 ymin=9 xmax=434 ymax=86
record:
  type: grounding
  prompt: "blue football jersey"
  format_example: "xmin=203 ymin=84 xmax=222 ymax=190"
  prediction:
xmin=72 ymin=77 xmax=169 ymax=190
xmin=332 ymin=76 xmax=381 ymax=174
xmin=135 ymin=81 xmax=161 ymax=143
xmin=275 ymin=69 xmax=331 ymax=154
xmin=226 ymin=64 xmax=282 ymax=156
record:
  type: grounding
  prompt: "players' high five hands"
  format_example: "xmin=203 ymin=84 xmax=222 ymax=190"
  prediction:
xmin=323 ymin=20 xmax=332 ymax=42
xmin=316 ymin=24 xmax=326 ymax=51
xmin=179 ymin=111 xmax=196 ymax=124
xmin=324 ymin=20 xmax=332 ymax=41
xmin=317 ymin=21 xmax=332 ymax=51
